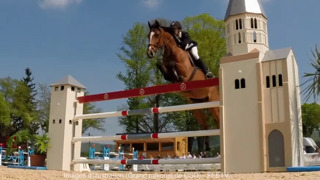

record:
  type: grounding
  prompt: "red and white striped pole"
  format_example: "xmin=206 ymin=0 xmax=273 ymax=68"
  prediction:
xmin=77 ymin=78 xmax=219 ymax=103
xmin=72 ymin=157 xmax=221 ymax=165
xmin=73 ymin=101 xmax=220 ymax=121
xmin=72 ymin=129 xmax=220 ymax=143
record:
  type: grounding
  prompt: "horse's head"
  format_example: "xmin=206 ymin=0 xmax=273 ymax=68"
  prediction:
xmin=147 ymin=20 xmax=172 ymax=58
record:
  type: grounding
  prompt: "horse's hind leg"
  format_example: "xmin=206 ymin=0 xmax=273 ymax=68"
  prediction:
xmin=193 ymin=109 xmax=208 ymax=129
xmin=209 ymin=107 xmax=220 ymax=129
xmin=193 ymin=109 xmax=211 ymax=151
xmin=209 ymin=86 xmax=220 ymax=128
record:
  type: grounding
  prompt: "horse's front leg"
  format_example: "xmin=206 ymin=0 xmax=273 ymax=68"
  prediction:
xmin=168 ymin=61 xmax=184 ymax=82
xmin=156 ymin=60 xmax=172 ymax=81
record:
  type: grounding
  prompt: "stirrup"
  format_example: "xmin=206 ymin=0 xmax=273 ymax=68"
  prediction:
xmin=206 ymin=72 xmax=214 ymax=78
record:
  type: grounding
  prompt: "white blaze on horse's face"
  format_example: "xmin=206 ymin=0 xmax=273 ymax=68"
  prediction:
xmin=148 ymin=31 xmax=155 ymax=51
xmin=147 ymin=30 xmax=158 ymax=58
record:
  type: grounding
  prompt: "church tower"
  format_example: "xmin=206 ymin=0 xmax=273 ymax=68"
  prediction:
xmin=225 ymin=0 xmax=269 ymax=56
xmin=220 ymin=0 xmax=304 ymax=173
xmin=46 ymin=75 xmax=85 ymax=171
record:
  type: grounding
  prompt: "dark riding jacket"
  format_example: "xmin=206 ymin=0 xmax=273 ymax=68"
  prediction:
xmin=173 ymin=31 xmax=198 ymax=51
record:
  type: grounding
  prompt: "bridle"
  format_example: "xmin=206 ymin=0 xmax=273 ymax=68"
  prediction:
xmin=148 ymin=30 xmax=173 ymax=53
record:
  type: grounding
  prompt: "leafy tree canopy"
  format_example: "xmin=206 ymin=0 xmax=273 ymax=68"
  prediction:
xmin=302 ymin=103 xmax=320 ymax=137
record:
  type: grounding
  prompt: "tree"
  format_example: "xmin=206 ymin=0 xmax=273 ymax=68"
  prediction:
xmin=301 ymin=103 xmax=320 ymax=137
xmin=301 ymin=45 xmax=320 ymax=101
xmin=22 ymin=68 xmax=37 ymax=101
xmin=0 ymin=92 xmax=11 ymax=138
xmin=0 ymin=77 xmax=33 ymax=135
xmin=21 ymin=68 xmax=38 ymax=134
xmin=36 ymin=84 xmax=51 ymax=133
xmin=117 ymin=22 xmax=153 ymax=133
xmin=182 ymin=13 xmax=226 ymax=76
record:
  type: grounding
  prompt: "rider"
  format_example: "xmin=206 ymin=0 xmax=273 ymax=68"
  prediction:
xmin=170 ymin=21 xmax=213 ymax=78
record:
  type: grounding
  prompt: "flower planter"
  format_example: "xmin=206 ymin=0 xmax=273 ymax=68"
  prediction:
xmin=30 ymin=154 xmax=46 ymax=166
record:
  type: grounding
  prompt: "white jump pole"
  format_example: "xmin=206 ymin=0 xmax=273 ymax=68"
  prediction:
xmin=73 ymin=101 xmax=220 ymax=121
xmin=27 ymin=146 xmax=31 ymax=167
xmin=72 ymin=157 xmax=221 ymax=165
xmin=72 ymin=129 xmax=220 ymax=143
xmin=132 ymin=147 xmax=137 ymax=172
xmin=103 ymin=156 xmax=109 ymax=171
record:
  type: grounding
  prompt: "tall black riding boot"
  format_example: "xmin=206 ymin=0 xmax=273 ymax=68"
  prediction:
xmin=194 ymin=59 xmax=213 ymax=78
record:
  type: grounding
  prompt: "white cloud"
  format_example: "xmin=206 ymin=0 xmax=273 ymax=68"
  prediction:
xmin=39 ymin=0 xmax=82 ymax=9
xmin=143 ymin=0 xmax=162 ymax=9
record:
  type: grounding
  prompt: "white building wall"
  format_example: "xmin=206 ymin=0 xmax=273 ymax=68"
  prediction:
xmin=221 ymin=56 xmax=263 ymax=173
xmin=47 ymin=85 xmax=84 ymax=171
xmin=262 ymin=60 xmax=286 ymax=123
xmin=286 ymin=51 xmax=304 ymax=166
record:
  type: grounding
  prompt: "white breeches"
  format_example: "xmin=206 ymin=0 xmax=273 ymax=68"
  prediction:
xmin=190 ymin=46 xmax=200 ymax=60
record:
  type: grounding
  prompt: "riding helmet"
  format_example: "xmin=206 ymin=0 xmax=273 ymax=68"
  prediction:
xmin=170 ymin=21 xmax=182 ymax=29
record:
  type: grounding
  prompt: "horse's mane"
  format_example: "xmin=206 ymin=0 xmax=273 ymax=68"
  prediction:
xmin=161 ymin=26 xmax=172 ymax=34
xmin=149 ymin=20 xmax=173 ymax=35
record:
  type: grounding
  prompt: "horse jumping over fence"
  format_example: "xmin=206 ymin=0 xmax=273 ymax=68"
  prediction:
xmin=147 ymin=20 xmax=220 ymax=150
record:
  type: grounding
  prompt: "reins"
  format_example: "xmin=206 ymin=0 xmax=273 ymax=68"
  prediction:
xmin=148 ymin=33 xmax=173 ymax=52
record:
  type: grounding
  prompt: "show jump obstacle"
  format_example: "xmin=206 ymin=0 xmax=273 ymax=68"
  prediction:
xmin=46 ymin=0 xmax=306 ymax=173
xmin=47 ymin=55 xmax=304 ymax=173
xmin=46 ymin=77 xmax=223 ymax=172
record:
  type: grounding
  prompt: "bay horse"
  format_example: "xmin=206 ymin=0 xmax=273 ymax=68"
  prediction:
xmin=147 ymin=20 xmax=220 ymax=150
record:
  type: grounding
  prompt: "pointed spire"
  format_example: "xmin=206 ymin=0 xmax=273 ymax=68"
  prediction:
xmin=225 ymin=0 xmax=267 ymax=20
xmin=51 ymin=75 xmax=86 ymax=89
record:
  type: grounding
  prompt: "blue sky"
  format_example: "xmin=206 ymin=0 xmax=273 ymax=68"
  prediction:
xmin=1 ymin=0 xmax=320 ymax=138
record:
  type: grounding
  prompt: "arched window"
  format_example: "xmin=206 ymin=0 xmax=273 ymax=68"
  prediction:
xmin=251 ymin=18 xmax=254 ymax=28
xmin=278 ymin=74 xmax=283 ymax=86
xmin=253 ymin=32 xmax=257 ymax=42
xmin=59 ymin=119 xmax=62 ymax=124
xmin=241 ymin=78 xmax=246 ymax=88
xmin=235 ymin=79 xmax=240 ymax=89
xmin=254 ymin=18 xmax=258 ymax=29
xmin=238 ymin=32 xmax=241 ymax=43
xmin=239 ymin=19 xmax=242 ymax=29
xmin=235 ymin=19 xmax=239 ymax=30
xmin=272 ymin=75 xmax=277 ymax=87
xmin=268 ymin=130 xmax=285 ymax=167
xmin=266 ymin=76 xmax=270 ymax=88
